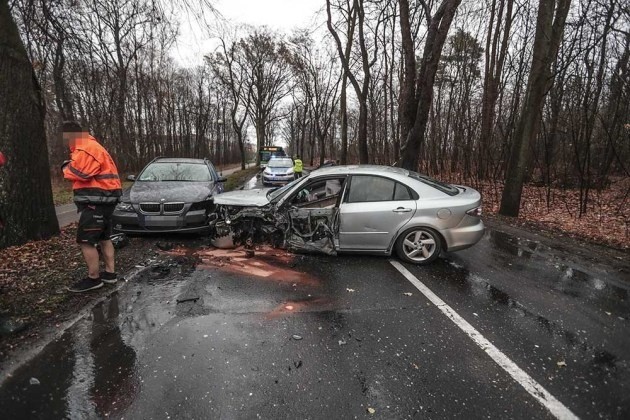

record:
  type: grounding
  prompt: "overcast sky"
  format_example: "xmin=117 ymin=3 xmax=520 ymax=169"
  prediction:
xmin=171 ymin=0 xmax=324 ymax=67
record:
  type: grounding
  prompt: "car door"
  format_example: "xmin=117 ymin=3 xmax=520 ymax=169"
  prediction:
xmin=283 ymin=176 xmax=347 ymax=254
xmin=338 ymin=175 xmax=417 ymax=251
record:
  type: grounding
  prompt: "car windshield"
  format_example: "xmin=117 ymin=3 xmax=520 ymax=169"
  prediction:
xmin=268 ymin=158 xmax=293 ymax=168
xmin=138 ymin=162 xmax=212 ymax=182
xmin=267 ymin=177 xmax=303 ymax=202
xmin=408 ymin=171 xmax=459 ymax=196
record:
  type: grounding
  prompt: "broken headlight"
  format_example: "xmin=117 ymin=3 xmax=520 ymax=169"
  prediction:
xmin=116 ymin=202 xmax=134 ymax=212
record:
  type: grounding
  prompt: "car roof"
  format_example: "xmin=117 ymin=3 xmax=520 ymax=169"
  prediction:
xmin=313 ymin=165 xmax=410 ymax=177
xmin=153 ymin=157 xmax=209 ymax=164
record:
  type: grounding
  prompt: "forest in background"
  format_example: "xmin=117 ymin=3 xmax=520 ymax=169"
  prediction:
xmin=1 ymin=0 xmax=628 ymax=248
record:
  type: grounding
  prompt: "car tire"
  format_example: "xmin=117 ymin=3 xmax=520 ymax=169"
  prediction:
xmin=395 ymin=226 xmax=442 ymax=265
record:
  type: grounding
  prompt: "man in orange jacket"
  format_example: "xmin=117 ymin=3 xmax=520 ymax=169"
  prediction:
xmin=62 ymin=121 xmax=122 ymax=293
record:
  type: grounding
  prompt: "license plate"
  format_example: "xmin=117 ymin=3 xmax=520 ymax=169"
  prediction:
xmin=144 ymin=216 xmax=179 ymax=227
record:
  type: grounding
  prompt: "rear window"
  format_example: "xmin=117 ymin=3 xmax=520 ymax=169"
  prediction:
xmin=408 ymin=171 xmax=459 ymax=196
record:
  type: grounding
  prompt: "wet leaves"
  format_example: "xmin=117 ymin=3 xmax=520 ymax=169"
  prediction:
xmin=459 ymin=177 xmax=630 ymax=250
xmin=556 ymin=360 xmax=567 ymax=368
xmin=367 ymin=407 xmax=376 ymax=414
xmin=0 ymin=224 xmax=160 ymax=360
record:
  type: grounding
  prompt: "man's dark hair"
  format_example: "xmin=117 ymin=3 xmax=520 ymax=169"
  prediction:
xmin=296 ymin=155 xmax=301 ymax=159
xmin=61 ymin=120 xmax=83 ymax=133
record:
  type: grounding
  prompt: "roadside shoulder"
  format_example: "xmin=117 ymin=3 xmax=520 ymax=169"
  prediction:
xmin=483 ymin=215 xmax=630 ymax=277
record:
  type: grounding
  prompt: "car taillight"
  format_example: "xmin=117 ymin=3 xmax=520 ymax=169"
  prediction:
xmin=466 ymin=207 xmax=482 ymax=217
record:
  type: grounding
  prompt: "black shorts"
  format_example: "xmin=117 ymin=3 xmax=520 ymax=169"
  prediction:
xmin=76 ymin=204 xmax=116 ymax=246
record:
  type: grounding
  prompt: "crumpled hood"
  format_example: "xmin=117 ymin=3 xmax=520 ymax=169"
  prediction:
xmin=213 ymin=188 xmax=272 ymax=207
xmin=128 ymin=181 xmax=214 ymax=203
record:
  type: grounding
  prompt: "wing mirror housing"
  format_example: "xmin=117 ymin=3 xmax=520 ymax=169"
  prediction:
xmin=127 ymin=175 xmax=136 ymax=182
xmin=217 ymin=176 xmax=228 ymax=183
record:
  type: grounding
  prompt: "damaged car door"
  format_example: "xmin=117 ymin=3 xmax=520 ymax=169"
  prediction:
xmin=282 ymin=177 xmax=347 ymax=255
xmin=338 ymin=175 xmax=417 ymax=251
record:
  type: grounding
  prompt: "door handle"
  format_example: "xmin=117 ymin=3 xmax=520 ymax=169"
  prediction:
xmin=393 ymin=207 xmax=412 ymax=213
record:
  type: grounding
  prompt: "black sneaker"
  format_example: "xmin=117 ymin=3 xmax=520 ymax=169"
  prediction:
xmin=100 ymin=271 xmax=118 ymax=284
xmin=68 ymin=277 xmax=103 ymax=293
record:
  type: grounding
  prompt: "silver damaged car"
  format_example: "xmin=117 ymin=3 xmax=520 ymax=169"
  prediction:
xmin=210 ymin=165 xmax=484 ymax=265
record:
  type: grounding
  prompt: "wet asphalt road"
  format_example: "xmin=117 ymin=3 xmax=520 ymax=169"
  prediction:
xmin=2 ymin=176 xmax=629 ymax=419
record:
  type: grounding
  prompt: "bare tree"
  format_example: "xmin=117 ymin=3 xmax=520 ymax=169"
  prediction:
xmin=398 ymin=0 xmax=463 ymax=171
xmin=327 ymin=0 xmax=382 ymax=164
xmin=500 ymin=0 xmax=572 ymax=217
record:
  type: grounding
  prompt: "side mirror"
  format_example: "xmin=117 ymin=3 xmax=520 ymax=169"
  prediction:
xmin=217 ymin=176 xmax=228 ymax=183
xmin=127 ymin=175 xmax=136 ymax=182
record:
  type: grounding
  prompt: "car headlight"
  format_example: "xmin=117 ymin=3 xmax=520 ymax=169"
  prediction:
xmin=286 ymin=168 xmax=294 ymax=175
xmin=264 ymin=168 xmax=271 ymax=174
xmin=116 ymin=202 xmax=134 ymax=212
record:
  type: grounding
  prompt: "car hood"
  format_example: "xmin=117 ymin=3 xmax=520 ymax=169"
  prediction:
xmin=127 ymin=181 xmax=214 ymax=203
xmin=265 ymin=166 xmax=292 ymax=174
xmin=213 ymin=189 xmax=272 ymax=207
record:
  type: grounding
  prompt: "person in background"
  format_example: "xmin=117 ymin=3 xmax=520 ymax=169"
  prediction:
xmin=293 ymin=154 xmax=303 ymax=180
xmin=61 ymin=121 xmax=122 ymax=293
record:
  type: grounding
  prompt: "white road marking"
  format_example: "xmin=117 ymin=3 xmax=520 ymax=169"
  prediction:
xmin=389 ymin=260 xmax=579 ymax=420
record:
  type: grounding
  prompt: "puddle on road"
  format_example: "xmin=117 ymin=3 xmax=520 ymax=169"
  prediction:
xmin=486 ymin=230 xmax=629 ymax=303
xmin=266 ymin=296 xmax=332 ymax=319
xmin=0 ymin=294 xmax=142 ymax=419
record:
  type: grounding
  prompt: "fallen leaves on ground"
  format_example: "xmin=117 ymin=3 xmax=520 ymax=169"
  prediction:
xmin=0 ymin=224 xmax=156 ymax=361
xmin=441 ymin=175 xmax=630 ymax=250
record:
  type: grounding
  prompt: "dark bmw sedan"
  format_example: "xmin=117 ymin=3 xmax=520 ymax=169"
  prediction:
xmin=112 ymin=157 xmax=226 ymax=233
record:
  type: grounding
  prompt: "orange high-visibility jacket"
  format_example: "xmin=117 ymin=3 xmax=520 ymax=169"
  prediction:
xmin=63 ymin=135 xmax=122 ymax=204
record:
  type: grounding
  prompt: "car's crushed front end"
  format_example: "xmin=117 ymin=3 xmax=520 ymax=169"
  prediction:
xmin=209 ymin=189 xmax=337 ymax=255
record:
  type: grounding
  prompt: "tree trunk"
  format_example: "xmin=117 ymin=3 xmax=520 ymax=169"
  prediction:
xmin=399 ymin=0 xmax=462 ymax=171
xmin=499 ymin=0 xmax=571 ymax=217
xmin=0 ymin=0 xmax=59 ymax=248
xmin=340 ymin=73 xmax=349 ymax=165
xmin=479 ymin=0 xmax=514 ymax=180
xmin=398 ymin=0 xmax=417 ymax=143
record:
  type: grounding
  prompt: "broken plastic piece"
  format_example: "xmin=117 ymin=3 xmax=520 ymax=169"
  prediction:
xmin=156 ymin=242 xmax=174 ymax=251
xmin=291 ymin=334 xmax=303 ymax=341
xmin=110 ymin=233 xmax=129 ymax=249
xmin=29 ymin=377 xmax=40 ymax=385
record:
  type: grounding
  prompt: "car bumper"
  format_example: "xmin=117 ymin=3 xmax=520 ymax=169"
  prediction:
xmin=262 ymin=174 xmax=293 ymax=184
xmin=441 ymin=217 xmax=485 ymax=252
xmin=112 ymin=209 xmax=211 ymax=234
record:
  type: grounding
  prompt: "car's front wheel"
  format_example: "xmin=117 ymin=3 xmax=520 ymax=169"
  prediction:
xmin=395 ymin=227 xmax=442 ymax=265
